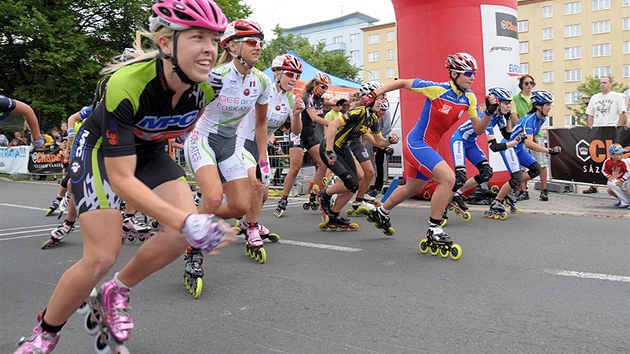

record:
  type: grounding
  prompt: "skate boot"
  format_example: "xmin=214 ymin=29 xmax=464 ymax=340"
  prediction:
xmin=483 ymin=199 xmax=508 ymax=220
xmin=193 ymin=191 xmax=202 ymax=207
xmin=318 ymin=213 xmax=359 ymax=231
xmin=419 ymin=224 xmax=462 ymax=260
xmin=41 ymin=221 xmax=75 ymax=249
xmin=366 ymin=206 xmax=395 ymax=236
xmin=302 ymin=186 xmax=320 ymax=211
xmin=274 ymin=197 xmax=288 ymax=218
xmin=45 ymin=199 xmax=60 ymax=217
xmin=345 ymin=200 xmax=376 ymax=217
xmin=316 ymin=187 xmax=332 ymax=216
xmin=515 ymin=190 xmax=529 ymax=201
xmin=447 ymin=194 xmax=471 ymax=222
xmin=122 ymin=215 xmax=154 ymax=244
xmin=183 ymin=247 xmax=204 ymax=298
xmin=15 ymin=325 xmax=60 ymax=354
xmin=245 ymin=223 xmax=266 ymax=264
xmin=362 ymin=193 xmax=381 ymax=207
xmin=257 ymin=223 xmax=280 ymax=242
xmin=502 ymin=192 xmax=519 ymax=214
xmin=82 ymin=279 xmax=132 ymax=354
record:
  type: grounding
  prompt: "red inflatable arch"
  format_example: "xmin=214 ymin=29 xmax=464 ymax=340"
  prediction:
xmin=392 ymin=0 xmax=520 ymax=199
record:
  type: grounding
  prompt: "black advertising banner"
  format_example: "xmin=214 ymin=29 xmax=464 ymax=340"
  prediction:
xmin=548 ymin=126 xmax=630 ymax=185
xmin=28 ymin=146 xmax=64 ymax=174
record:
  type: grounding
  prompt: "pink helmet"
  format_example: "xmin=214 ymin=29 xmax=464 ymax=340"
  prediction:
xmin=271 ymin=54 xmax=303 ymax=73
xmin=445 ymin=52 xmax=478 ymax=72
xmin=149 ymin=0 xmax=227 ymax=33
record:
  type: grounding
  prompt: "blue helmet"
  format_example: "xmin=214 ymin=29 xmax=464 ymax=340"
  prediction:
xmin=531 ymin=90 xmax=554 ymax=105
xmin=609 ymin=143 xmax=625 ymax=155
xmin=488 ymin=87 xmax=513 ymax=101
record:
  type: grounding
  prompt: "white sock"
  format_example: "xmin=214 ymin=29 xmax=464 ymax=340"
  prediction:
xmin=114 ymin=272 xmax=131 ymax=290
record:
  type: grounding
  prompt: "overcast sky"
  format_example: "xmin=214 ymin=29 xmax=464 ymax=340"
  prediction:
xmin=243 ymin=0 xmax=396 ymax=38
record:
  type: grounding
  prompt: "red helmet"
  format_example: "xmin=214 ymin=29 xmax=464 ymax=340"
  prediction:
xmin=445 ymin=52 xmax=478 ymax=72
xmin=220 ymin=19 xmax=264 ymax=49
xmin=149 ymin=0 xmax=227 ymax=33
xmin=315 ymin=72 xmax=332 ymax=86
xmin=271 ymin=54 xmax=303 ymax=73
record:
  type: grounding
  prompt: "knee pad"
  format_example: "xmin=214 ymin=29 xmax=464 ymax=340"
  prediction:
xmin=527 ymin=162 xmax=542 ymax=179
xmin=453 ymin=166 xmax=467 ymax=191
xmin=508 ymin=171 xmax=523 ymax=189
xmin=60 ymin=174 xmax=70 ymax=189
xmin=473 ymin=161 xmax=493 ymax=185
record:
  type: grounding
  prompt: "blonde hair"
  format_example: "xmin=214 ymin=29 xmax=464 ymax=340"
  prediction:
xmin=100 ymin=27 xmax=173 ymax=75
xmin=217 ymin=50 xmax=232 ymax=65
xmin=349 ymin=92 xmax=362 ymax=108
xmin=303 ymin=78 xmax=317 ymax=94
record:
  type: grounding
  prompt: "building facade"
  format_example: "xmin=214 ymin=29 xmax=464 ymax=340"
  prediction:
xmin=361 ymin=22 xmax=398 ymax=83
xmin=517 ymin=0 xmax=630 ymax=127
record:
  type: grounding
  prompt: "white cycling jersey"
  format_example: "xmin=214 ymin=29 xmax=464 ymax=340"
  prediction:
xmin=195 ymin=60 xmax=271 ymax=138
xmin=237 ymin=84 xmax=295 ymax=146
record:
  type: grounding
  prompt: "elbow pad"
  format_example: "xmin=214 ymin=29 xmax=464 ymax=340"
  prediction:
xmin=499 ymin=127 xmax=511 ymax=140
xmin=488 ymin=139 xmax=507 ymax=152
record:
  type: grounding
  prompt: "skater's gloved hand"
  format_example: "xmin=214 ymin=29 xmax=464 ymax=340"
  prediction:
xmin=485 ymin=94 xmax=498 ymax=116
xmin=257 ymin=160 xmax=272 ymax=185
xmin=384 ymin=146 xmax=394 ymax=156
xmin=388 ymin=134 xmax=399 ymax=144
xmin=181 ymin=214 xmax=237 ymax=255
xmin=361 ymin=91 xmax=378 ymax=108
xmin=325 ymin=149 xmax=337 ymax=164
xmin=32 ymin=137 xmax=45 ymax=149
xmin=548 ymin=146 xmax=561 ymax=155
xmin=514 ymin=132 xmax=527 ymax=144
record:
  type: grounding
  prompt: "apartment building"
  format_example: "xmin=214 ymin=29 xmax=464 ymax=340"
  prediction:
xmin=517 ymin=0 xmax=630 ymax=127
xmin=361 ymin=22 xmax=398 ymax=83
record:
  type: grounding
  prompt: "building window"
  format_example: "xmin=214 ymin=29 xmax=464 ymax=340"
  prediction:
xmin=368 ymin=52 xmax=380 ymax=62
xmin=565 ymin=69 xmax=582 ymax=82
xmin=624 ymin=41 xmax=630 ymax=54
xmin=520 ymin=63 xmax=529 ymax=74
xmin=368 ymin=34 xmax=379 ymax=44
xmin=564 ymin=1 xmax=581 ymax=14
xmin=368 ymin=70 xmax=380 ymax=80
xmin=543 ymin=71 xmax=554 ymax=84
xmin=387 ymin=68 xmax=395 ymax=78
xmin=593 ymin=67 xmax=611 ymax=77
xmin=593 ymin=43 xmax=611 ymax=57
xmin=333 ymin=36 xmax=342 ymax=44
xmin=350 ymin=33 xmax=359 ymax=44
xmin=565 ymin=92 xmax=582 ymax=104
xmin=565 ymin=46 xmax=582 ymax=60
xmin=564 ymin=24 xmax=581 ymax=37
xmin=623 ymin=18 xmax=630 ymax=31
xmin=624 ymin=65 xmax=630 ymax=78
xmin=518 ymin=20 xmax=529 ymax=32
xmin=350 ymin=50 xmax=359 ymax=60
xmin=543 ymin=50 xmax=554 ymax=62
xmin=386 ymin=31 xmax=395 ymax=42
xmin=592 ymin=0 xmax=610 ymax=11
xmin=542 ymin=5 xmax=553 ymax=18
xmin=519 ymin=41 xmax=529 ymax=54
xmin=593 ymin=20 xmax=610 ymax=34
xmin=565 ymin=115 xmax=578 ymax=126
xmin=387 ymin=49 xmax=395 ymax=60
xmin=542 ymin=28 xmax=553 ymax=40
xmin=624 ymin=0 xmax=630 ymax=6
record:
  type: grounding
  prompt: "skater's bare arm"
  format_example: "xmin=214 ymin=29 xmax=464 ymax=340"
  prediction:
xmin=290 ymin=97 xmax=304 ymax=135
xmin=373 ymin=79 xmax=414 ymax=96
xmin=255 ymin=102 xmax=268 ymax=162
xmin=325 ymin=118 xmax=343 ymax=151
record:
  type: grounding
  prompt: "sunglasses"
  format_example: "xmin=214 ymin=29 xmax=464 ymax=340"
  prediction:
xmin=453 ymin=70 xmax=476 ymax=77
xmin=235 ymin=37 xmax=264 ymax=48
xmin=523 ymin=81 xmax=536 ymax=87
xmin=319 ymin=84 xmax=329 ymax=90
xmin=283 ymin=71 xmax=301 ymax=80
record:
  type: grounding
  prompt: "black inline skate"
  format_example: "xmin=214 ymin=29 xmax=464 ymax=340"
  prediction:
xmin=419 ymin=224 xmax=462 ymax=260
xmin=447 ymin=193 xmax=471 ymax=222
xmin=318 ymin=213 xmax=359 ymax=231
xmin=366 ymin=206 xmax=395 ymax=236
xmin=183 ymin=247 xmax=204 ymax=299
xmin=302 ymin=186 xmax=320 ymax=211
xmin=44 ymin=198 xmax=61 ymax=217
xmin=316 ymin=186 xmax=332 ymax=215
xmin=41 ymin=220 xmax=75 ymax=249
xmin=274 ymin=197 xmax=288 ymax=217
xmin=483 ymin=199 xmax=508 ymax=220
xmin=502 ymin=192 xmax=519 ymax=214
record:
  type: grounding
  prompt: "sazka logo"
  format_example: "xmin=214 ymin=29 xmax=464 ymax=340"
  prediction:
xmin=576 ymin=139 xmax=590 ymax=162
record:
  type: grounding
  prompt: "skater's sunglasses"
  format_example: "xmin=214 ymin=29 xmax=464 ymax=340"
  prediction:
xmin=452 ymin=70 xmax=476 ymax=77
xmin=235 ymin=37 xmax=264 ymax=48
xmin=283 ymin=71 xmax=301 ymax=80
xmin=318 ymin=84 xmax=329 ymax=90
xmin=523 ymin=81 xmax=536 ymax=87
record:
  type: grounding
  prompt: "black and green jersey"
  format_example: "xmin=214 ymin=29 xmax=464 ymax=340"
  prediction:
xmin=332 ymin=105 xmax=382 ymax=148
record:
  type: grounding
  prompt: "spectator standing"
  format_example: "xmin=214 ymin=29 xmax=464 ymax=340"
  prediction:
xmin=602 ymin=143 xmax=630 ymax=209
xmin=0 ymin=129 xmax=9 ymax=146
xmin=10 ymin=131 xmax=28 ymax=146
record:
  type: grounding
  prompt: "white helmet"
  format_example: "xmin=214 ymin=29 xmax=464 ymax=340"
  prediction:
xmin=359 ymin=81 xmax=383 ymax=97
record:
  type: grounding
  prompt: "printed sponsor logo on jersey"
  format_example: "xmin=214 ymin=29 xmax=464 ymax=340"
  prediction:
xmin=106 ymin=118 xmax=118 ymax=145
xmin=507 ymin=63 xmax=520 ymax=77
xmin=223 ymin=87 xmax=237 ymax=95
xmin=137 ymin=111 xmax=198 ymax=131
xmin=275 ymin=105 xmax=281 ymax=111
xmin=495 ymin=12 xmax=518 ymax=39
xmin=438 ymin=104 xmax=452 ymax=115
xmin=243 ymin=88 xmax=251 ymax=96
xmin=71 ymin=161 xmax=81 ymax=174
xmin=74 ymin=130 xmax=90 ymax=158
xmin=489 ymin=46 xmax=513 ymax=52
xmin=188 ymin=130 xmax=202 ymax=162
xmin=226 ymin=161 xmax=245 ymax=174
xmin=250 ymin=81 xmax=256 ymax=87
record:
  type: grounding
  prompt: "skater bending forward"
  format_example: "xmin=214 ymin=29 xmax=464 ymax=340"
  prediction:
xmin=14 ymin=1 xmax=236 ymax=353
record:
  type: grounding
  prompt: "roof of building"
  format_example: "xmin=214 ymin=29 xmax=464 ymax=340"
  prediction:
xmin=284 ymin=12 xmax=379 ymax=32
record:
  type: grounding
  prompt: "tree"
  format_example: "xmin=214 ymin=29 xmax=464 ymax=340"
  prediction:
xmin=257 ymin=26 xmax=360 ymax=82
xmin=567 ymin=76 xmax=629 ymax=126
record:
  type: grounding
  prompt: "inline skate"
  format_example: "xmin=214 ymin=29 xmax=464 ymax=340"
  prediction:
xmin=361 ymin=193 xmax=381 ymax=207
xmin=77 ymin=279 xmax=132 ymax=354
xmin=366 ymin=207 xmax=395 ymax=236
xmin=233 ymin=219 xmax=280 ymax=242
xmin=274 ymin=197 xmax=288 ymax=218
xmin=44 ymin=198 xmax=61 ymax=217
xmin=427 ymin=209 xmax=449 ymax=227
xmin=419 ymin=224 xmax=462 ymax=260
xmin=302 ymin=184 xmax=320 ymax=211
xmin=183 ymin=247 xmax=204 ymax=298
xmin=244 ymin=222 xmax=267 ymax=263
xmin=318 ymin=213 xmax=359 ymax=231
xmin=502 ymin=192 xmax=519 ymax=214
xmin=345 ymin=200 xmax=375 ymax=217
xmin=122 ymin=215 xmax=155 ymax=244
xmin=483 ymin=199 xmax=508 ymax=220
xmin=15 ymin=324 xmax=60 ymax=354
xmin=447 ymin=194 xmax=471 ymax=222
xmin=41 ymin=220 xmax=75 ymax=249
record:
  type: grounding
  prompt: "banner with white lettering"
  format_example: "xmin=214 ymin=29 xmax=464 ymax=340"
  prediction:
xmin=548 ymin=126 xmax=630 ymax=185
xmin=28 ymin=146 xmax=64 ymax=175
xmin=0 ymin=146 xmax=30 ymax=174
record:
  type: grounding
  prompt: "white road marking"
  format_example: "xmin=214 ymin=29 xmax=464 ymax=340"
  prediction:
xmin=0 ymin=203 xmax=49 ymax=212
xmin=236 ymin=234 xmax=361 ymax=252
xmin=544 ymin=269 xmax=630 ymax=283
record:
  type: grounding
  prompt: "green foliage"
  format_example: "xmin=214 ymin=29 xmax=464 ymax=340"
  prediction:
xmin=257 ymin=26 xmax=360 ymax=82
xmin=567 ymin=76 xmax=629 ymax=126
xmin=214 ymin=0 xmax=252 ymax=21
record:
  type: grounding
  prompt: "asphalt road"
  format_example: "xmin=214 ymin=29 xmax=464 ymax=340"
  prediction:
xmin=1 ymin=179 xmax=628 ymax=354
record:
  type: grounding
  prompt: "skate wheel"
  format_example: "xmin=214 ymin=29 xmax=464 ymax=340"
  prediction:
xmin=318 ymin=222 xmax=327 ymax=230
xmin=232 ymin=226 xmax=243 ymax=234
xmin=321 ymin=214 xmax=329 ymax=224
xmin=192 ymin=277 xmax=202 ymax=299
xmin=373 ymin=222 xmax=383 ymax=230
xmin=302 ymin=203 xmax=310 ymax=210
xmin=490 ymin=185 xmax=500 ymax=194
xmin=138 ymin=236 xmax=146 ymax=242
xmin=257 ymin=248 xmax=266 ymax=264
xmin=511 ymin=206 xmax=519 ymax=214
xmin=365 ymin=214 xmax=375 ymax=223
xmin=430 ymin=243 xmax=440 ymax=256
xmin=356 ymin=206 xmax=370 ymax=215
xmin=266 ymin=233 xmax=280 ymax=242
xmin=482 ymin=211 xmax=489 ymax=218
xmin=419 ymin=239 xmax=429 ymax=254
xmin=349 ymin=223 xmax=360 ymax=231
xmin=183 ymin=275 xmax=190 ymax=290
xmin=41 ymin=239 xmax=54 ymax=249
xmin=76 ymin=300 xmax=90 ymax=315
xmin=151 ymin=220 xmax=160 ymax=229
xmin=273 ymin=209 xmax=284 ymax=218
xmin=84 ymin=310 xmax=100 ymax=336
xmin=440 ymin=246 xmax=450 ymax=258
xmin=121 ymin=238 xmax=126 ymax=244
xmin=462 ymin=212 xmax=472 ymax=222
xmin=383 ymin=227 xmax=395 ymax=236
xmin=345 ymin=209 xmax=354 ymax=216
xmin=440 ymin=218 xmax=447 ymax=227
xmin=128 ymin=237 xmax=137 ymax=244
xmin=450 ymin=244 xmax=462 ymax=260
xmin=499 ymin=213 xmax=508 ymax=220
xmin=311 ymin=204 xmax=318 ymax=211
